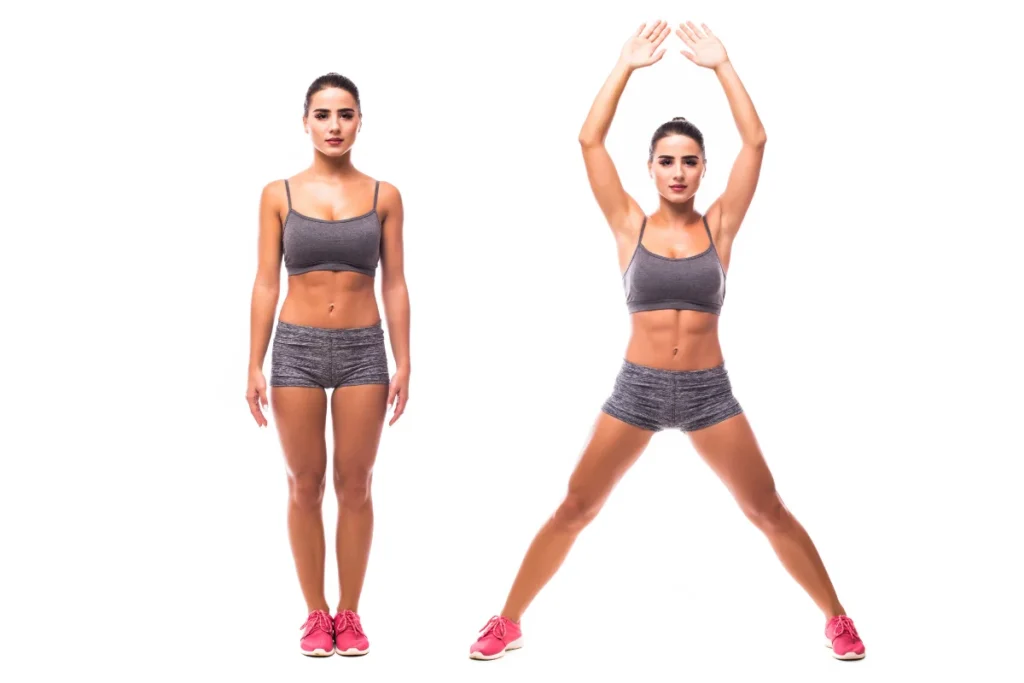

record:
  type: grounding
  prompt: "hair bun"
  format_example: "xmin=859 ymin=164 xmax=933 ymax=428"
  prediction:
xmin=672 ymin=116 xmax=688 ymax=122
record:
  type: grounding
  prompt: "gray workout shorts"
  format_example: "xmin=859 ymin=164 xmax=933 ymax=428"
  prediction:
xmin=601 ymin=359 xmax=743 ymax=432
xmin=270 ymin=320 xmax=390 ymax=389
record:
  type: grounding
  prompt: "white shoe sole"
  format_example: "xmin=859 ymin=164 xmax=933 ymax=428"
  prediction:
xmin=825 ymin=639 xmax=865 ymax=660
xmin=301 ymin=647 xmax=335 ymax=657
xmin=470 ymin=637 xmax=523 ymax=660
xmin=336 ymin=646 xmax=369 ymax=656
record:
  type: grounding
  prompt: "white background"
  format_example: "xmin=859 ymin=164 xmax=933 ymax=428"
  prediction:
xmin=3 ymin=0 xmax=1022 ymax=681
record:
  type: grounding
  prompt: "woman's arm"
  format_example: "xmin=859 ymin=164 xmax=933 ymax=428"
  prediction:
xmin=579 ymin=21 xmax=671 ymax=235
xmin=246 ymin=180 xmax=284 ymax=427
xmin=678 ymin=22 xmax=766 ymax=241
xmin=377 ymin=181 xmax=410 ymax=426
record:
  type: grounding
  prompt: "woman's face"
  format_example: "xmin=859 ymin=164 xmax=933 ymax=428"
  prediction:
xmin=648 ymin=134 xmax=705 ymax=203
xmin=304 ymin=87 xmax=361 ymax=157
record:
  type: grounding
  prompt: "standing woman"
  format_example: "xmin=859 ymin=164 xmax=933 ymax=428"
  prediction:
xmin=469 ymin=22 xmax=864 ymax=661
xmin=247 ymin=73 xmax=411 ymax=657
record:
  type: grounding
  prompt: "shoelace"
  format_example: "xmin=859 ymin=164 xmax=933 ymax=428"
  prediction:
xmin=302 ymin=610 xmax=333 ymax=636
xmin=336 ymin=610 xmax=365 ymax=636
xmin=479 ymin=616 xmax=508 ymax=641
xmin=831 ymin=616 xmax=859 ymax=639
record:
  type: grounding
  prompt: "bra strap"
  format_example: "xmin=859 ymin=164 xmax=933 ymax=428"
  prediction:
xmin=702 ymin=214 xmax=714 ymax=247
xmin=283 ymin=179 xmax=292 ymax=211
xmin=637 ymin=216 xmax=647 ymax=246
xmin=373 ymin=181 xmax=380 ymax=210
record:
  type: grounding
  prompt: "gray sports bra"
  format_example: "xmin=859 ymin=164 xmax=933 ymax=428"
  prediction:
xmin=282 ymin=179 xmax=381 ymax=277
xmin=623 ymin=215 xmax=726 ymax=315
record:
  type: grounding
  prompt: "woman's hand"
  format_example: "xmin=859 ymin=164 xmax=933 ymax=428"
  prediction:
xmin=619 ymin=20 xmax=671 ymax=70
xmin=677 ymin=22 xmax=729 ymax=69
xmin=247 ymin=368 xmax=269 ymax=427
xmin=387 ymin=368 xmax=409 ymax=427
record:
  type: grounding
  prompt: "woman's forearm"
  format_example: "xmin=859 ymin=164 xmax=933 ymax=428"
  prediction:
xmin=714 ymin=60 xmax=766 ymax=146
xmin=578 ymin=60 xmax=634 ymax=146
xmin=381 ymin=283 xmax=410 ymax=372
xmin=249 ymin=283 xmax=279 ymax=372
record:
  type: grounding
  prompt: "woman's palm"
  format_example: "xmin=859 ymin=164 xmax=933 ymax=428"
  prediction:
xmin=621 ymin=21 xmax=671 ymax=68
xmin=677 ymin=22 xmax=728 ymax=69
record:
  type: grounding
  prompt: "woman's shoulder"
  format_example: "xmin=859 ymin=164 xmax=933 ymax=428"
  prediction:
xmin=371 ymin=178 xmax=401 ymax=204
xmin=259 ymin=177 xmax=291 ymax=204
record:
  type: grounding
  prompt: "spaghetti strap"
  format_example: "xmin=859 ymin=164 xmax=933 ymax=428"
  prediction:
xmin=702 ymin=214 xmax=714 ymax=246
xmin=283 ymin=179 xmax=292 ymax=210
xmin=637 ymin=216 xmax=647 ymax=246
xmin=372 ymin=181 xmax=380 ymax=210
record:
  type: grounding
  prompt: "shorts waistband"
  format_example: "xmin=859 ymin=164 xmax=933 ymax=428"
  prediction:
xmin=275 ymin=320 xmax=384 ymax=343
xmin=620 ymin=358 xmax=726 ymax=376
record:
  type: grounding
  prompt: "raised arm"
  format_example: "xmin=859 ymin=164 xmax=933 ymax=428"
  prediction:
xmin=377 ymin=181 xmax=410 ymax=427
xmin=579 ymin=21 xmax=671 ymax=235
xmin=678 ymin=22 xmax=766 ymax=241
xmin=246 ymin=180 xmax=284 ymax=427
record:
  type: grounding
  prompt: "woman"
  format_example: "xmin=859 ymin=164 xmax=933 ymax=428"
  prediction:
xmin=246 ymin=72 xmax=411 ymax=657
xmin=469 ymin=21 xmax=864 ymax=661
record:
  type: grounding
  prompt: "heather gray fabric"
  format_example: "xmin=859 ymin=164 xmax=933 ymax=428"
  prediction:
xmin=270 ymin=321 xmax=390 ymax=388
xmin=601 ymin=359 xmax=742 ymax=432
xmin=282 ymin=179 xmax=381 ymax=277
xmin=623 ymin=215 xmax=726 ymax=315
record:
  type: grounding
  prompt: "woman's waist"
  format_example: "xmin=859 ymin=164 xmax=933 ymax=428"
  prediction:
xmin=279 ymin=287 xmax=379 ymax=329
xmin=625 ymin=314 xmax=722 ymax=370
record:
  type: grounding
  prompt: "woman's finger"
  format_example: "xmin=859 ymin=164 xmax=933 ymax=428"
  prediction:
xmin=248 ymin=395 xmax=266 ymax=427
xmin=389 ymin=392 xmax=406 ymax=426
xmin=397 ymin=393 xmax=407 ymax=419
xmin=652 ymin=23 xmax=671 ymax=49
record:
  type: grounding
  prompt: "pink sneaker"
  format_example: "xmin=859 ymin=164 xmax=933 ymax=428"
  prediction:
xmin=299 ymin=609 xmax=335 ymax=656
xmin=333 ymin=610 xmax=369 ymax=656
xmin=825 ymin=615 xmax=865 ymax=660
xmin=469 ymin=616 xmax=523 ymax=660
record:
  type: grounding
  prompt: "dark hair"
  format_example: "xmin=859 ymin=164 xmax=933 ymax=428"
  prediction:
xmin=303 ymin=72 xmax=360 ymax=117
xmin=649 ymin=117 xmax=705 ymax=162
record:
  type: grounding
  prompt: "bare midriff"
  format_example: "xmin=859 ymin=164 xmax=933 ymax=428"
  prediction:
xmin=278 ymin=270 xmax=380 ymax=329
xmin=624 ymin=309 xmax=723 ymax=370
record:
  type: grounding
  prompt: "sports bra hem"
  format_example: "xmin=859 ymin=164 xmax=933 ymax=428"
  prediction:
xmin=287 ymin=262 xmax=376 ymax=278
xmin=626 ymin=300 xmax=721 ymax=315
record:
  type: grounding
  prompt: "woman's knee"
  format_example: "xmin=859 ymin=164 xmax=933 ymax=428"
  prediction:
xmin=741 ymin=490 xmax=790 ymax=533
xmin=289 ymin=470 xmax=327 ymax=510
xmin=552 ymin=491 xmax=603 ymax=532
xmin=334 ymin=466 xmax=373 ymax=510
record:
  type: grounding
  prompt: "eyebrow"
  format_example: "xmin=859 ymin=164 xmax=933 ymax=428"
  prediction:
xmin=312 ymin=107 xmax=356 ymax=113
xmin=658 ymin=154 xmax=700 ymax=160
